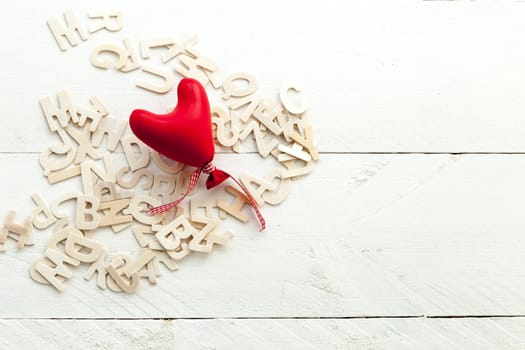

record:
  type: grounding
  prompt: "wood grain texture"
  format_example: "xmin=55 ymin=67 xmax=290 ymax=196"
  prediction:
xmin=1 ymin=154 xmax=525 ymax=318
xmin=1 ymin=318 xmax=525 ymax=350
xmin=2 ymin=1 xmax=525 ymax=153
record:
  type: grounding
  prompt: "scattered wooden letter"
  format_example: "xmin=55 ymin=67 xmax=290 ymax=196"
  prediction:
xmin=277 ymin=143 xmax=312 ymax=162
xmin=116 ymin=166 xmax=154 ymax=190
xmin=121 ymin=135 xmax=151 ymax=171
xmin=217 ymin=186 xmax=250 ymax=223
xmin=31 ymin=248 xmax=80 ymax=292
xmin=84 ymin=249 xmax=109 ymax=290
xmin=121 ymin=248 xmax=156 ymax=278
xmin=81 ymin=153 xmax=116 ymax=195
xmin=188 ymin=218 xmax=232 ymax=253
xmin=65 ymin=232 xmax=103 ymax=263
xmin=88 ymin=11 xmax=123 ymax=33
xmin=91 ymin=115 xmax=127 ymax=151
xmin=280 ymin=83 xmax=308 ymax=115
xmin=76 ymin=195 xmax=101 ymax=230
xmin=222 ymin=72 xmax=257 ymax=100
xmin=136 ymin=65 xmax=174 ymax=94
xmin=98 ymin=198 xmax=133 ymax=227
xmin=107 ymin=262 xmax=139 ymax=293
xmin=154 ymin=215 xmax=194 ymax=251
xmin=162 ymin=35 xmax=198 ymax=63
xmin=0 ymin=210 xmax=33 ymax=250
xmin=91 ymin=38 xmax=140 ymax=72
xmin=66 ymin=122 xmax=102 ymax=164
xmin=123 ymin=195 xmax=164 ymax=225
xmin=31 ymin=193 xmax=57 ymax=230
xmin=47 ymin=10 xmax=88 ymax=51
xmin=39 ymin=90 xmax=77 ymax=131
xmin=212 ymin=105 xmax=239 ymax=148
xmin=173 ymin=47 xmax=217 ymax=87
xmin=151 ymin=151 xmax=184 ymax=174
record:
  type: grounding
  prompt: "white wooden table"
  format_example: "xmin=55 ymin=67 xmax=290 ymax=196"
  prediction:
xmin=1 ymin=1 xmax=525 ymax=349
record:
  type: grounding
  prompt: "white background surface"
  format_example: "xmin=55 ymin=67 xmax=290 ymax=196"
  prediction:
xmin=1 ymin=1 xmax=525 ymax=349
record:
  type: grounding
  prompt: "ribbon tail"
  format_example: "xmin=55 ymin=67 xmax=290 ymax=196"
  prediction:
xmin=219 ymin=171 xmax=266 ymax=232
xmin=147 ymin=163 xmax=266 ymax=232
xmin=147 ymin=168 xmax=202 ymax=215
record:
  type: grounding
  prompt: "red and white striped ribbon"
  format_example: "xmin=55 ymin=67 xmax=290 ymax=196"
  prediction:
xmin=147 ymin=167 xmax=202 ymax=216
xmin=147 ymin=162 xmax=266 ymax=231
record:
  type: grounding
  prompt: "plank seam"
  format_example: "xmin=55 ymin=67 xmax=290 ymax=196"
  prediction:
xmin=6 ymin=151 xmax=525 ymax=155
xmin=3 ymin=315 xmax=525 ymax=320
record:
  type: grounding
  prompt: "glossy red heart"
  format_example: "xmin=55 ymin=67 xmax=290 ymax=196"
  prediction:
xmin=129 ymin=78 xmax=265 ymax=230
xmin=129 ymin=78 xmax=214 ymax=168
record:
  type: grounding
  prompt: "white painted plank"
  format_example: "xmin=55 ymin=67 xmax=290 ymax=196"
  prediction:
xmin=2 ymin=1 xmax=525 ymax=152
xmin=1 ymin=154 xmax=525 ymax=317
xmin=1 ymin=318 xmax=525 ymax=350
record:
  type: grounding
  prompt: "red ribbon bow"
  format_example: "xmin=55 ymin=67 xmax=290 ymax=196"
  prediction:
xmin=148 ymin=162 xmax=266 ymax=231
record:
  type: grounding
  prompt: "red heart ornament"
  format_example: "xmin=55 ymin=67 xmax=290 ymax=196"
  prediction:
xmin=129 ymin=78 xmax=214 ymax=168
xmin=128 ymin=78 xmax=265 ymax=231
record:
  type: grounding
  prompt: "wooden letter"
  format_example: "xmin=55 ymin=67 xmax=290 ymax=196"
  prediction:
xmin=277 ymin=143 xmax=312 ymax=162
xmin=31 ymin=193 xmax=56 ymax=230
xmin=222 ymin=72 xmax=257 ymax=100
xmin=84 ymin=249 xmax=108 ymax=290
xmin=140 ymin=38 xmax=175 ymax=59
xmin=261 ymin=170 xmax=292 ymax=205
xmin=76 ymin=105 xmax=101 ymax=131
xmin=88 ymin=11 xmax=123 ymax=33
xmin=65 ymin=233 xmax=103 ymax=263
xmin=32 ymin=248 xmax=80 ymax=292
xmin=227 ymin=93 xmax=262 ymax=123
xmin=173 ymin=48 xmax=217 ymax=87
xmin=91 ymin=38 xmax=139 ymax=72
xmin=150 ymin=173 xmax=176 ymax=204
xmin=66 ymin=122 xmax=101 ymax=164
xmin=239 ymin=173 xmax=278 ymax=206
xmin=280 ymin=83 xmax=308 ymax=115
xmin=121 ymin=248 xmax=156 ymax=278
xmin=47 ymin=10 xmax=88 ymax=51
xmin=217 ymin=186 xmax=250 ymax=223
xmin=76 ymin=196 xmax=101 ymax=230
xmin=212 ymin=106 xmax=239 ymax=147
xmin=155 ymin=216 xmax=194 ymax=251
xmin=239 ymin=121 xmax=279 ymax=158
xmin=121 ymin=135 xmax=150 ymax=171
xmin=116 ymin=166 xmax=154 ymax=190
xmin=252 ymin=101 xmax=282 ymax=136
xmin=136 ymin=65 xmax=174 ymax=94
xmin=151 ymin=151 xmax=184 ymax=174
xmin=289 ymin=124 xmax=318 ymax=161
xmin=51 ymin=192 xmax=82 ymax=219
xmin=47 ymin=165 xmax=81 ymax=184
xmin=91 ymin=115 xmax=127 ymax=151
xmin=81 ymin=153 xmax=116 ymax=195
xmin=123 ymin=195 xmax=163 ymax=225
xmin=98 ymin=199 xmax=132 ymax=227
xmin=39 ymin=127 xmax=75 ymax=176
xmin=188 ymin=218 xmax=233 ymax=253
xmin=89 ymin=96 xmax=109 ymax=117
xmin=0 ymin=210 xmax=33 ymax=250
xmin=39 ymin=90 xmax=77 ymax=131
xmin=162 ymin=35 xmax=198 ymax=63
xmin=107 ymin=264 xmax=139 ymax=294
xmin=280 ymin=158 xmax=315 ymax=179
